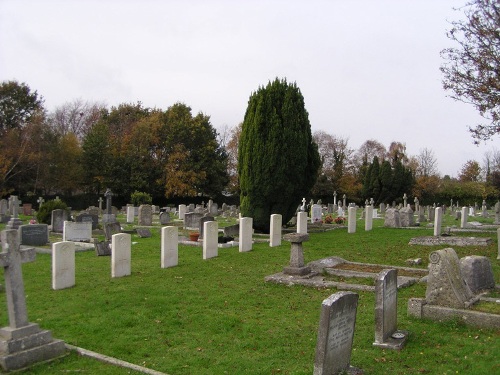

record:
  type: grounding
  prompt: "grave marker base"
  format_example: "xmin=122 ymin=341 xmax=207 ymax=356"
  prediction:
xmin=283 ymin=266 xmax=311 ymax=276
xmin=0 ymin=323 xmax=66 ymax=371
xmin=373 ymin=330 xmax=408 ymax=350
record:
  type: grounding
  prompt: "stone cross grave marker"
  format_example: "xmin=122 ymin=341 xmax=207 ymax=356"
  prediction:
xmin=313 ymin=291 xmax=362 ymax=375
xmin=373 ymin=269 xmax=407 ymax=350
xmin=0 ymin=229 xmax=66 ymax=371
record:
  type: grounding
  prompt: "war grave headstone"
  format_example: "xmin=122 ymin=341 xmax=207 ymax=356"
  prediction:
xmin=384 ymin=208 xmax=401 ymax=228
xmin=282 ymin=232 xmax=310 ymax=275
xmin=347 ymin=206 xmax=356 ymax=234
xmin=18 ymin=224 xmax=49 ymax=246
xmin=178 ymin=204 xmax=187 ymax=220
xmin=126 ymin=206 xmax=135 ymax=223
xmin=161 ymin=226 xmax=178 ymax=268
xmin=365 ymin=205 xmax=373 ymax=231
xmin=159 ymin=211 xmax=170 ymax=225
xmin=63 ymin=221 xmax=92 ymax=242
xmin=111 ymin=233 xmax=131 ymax=278
xmin=184 ymin=212 xmax=203 ymax=230
xmin=51 ymin=209 xmax=69 ymax=233
xmin=136 ymin=228 xmax=152 ymax=238
xmin=313 ymin=291 xmax=362 ymax=375
xmin=0 ymin=230 xmax=66 ymax=371
xmin=270 ymin=214 xmax=282 ymax=247
xmin=138 ymin=204 xmax=153 ymax=226
xmin=75 ymin=212 xmax=98 ymax=230
xmin=460 ymin=206 xmax=468 ymax=228
xmin=373 ymin=269 xmax=407 ymax=350
xmin=203 ymin=221 xmax=218 ymax=260
xmin=239 ymin=217 xmax=253 ymax=252
xmin=459 ymin=256 xmax=495 ymax=294
xmin=311 ymin=204 xmax=322 ymax=223
xmin=433 ymin=207 xmax=442 ymax=236
xmin=297 ymin=211 xmax=308 ymax=234
xmin=199 ymin=215 xmax=215 ymax=239
xmin=52 ymin=241 xmax=75 ymax=290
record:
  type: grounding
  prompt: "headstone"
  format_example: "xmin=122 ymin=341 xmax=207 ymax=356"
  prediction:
xmin=365 ymin=205 xmax=373 ymax=231
xmin=159 ymin=212 xmax=170 ymax=225
xmin=239 ymin=217 xmax=253 ymax=252
xmin=342 ymin=194 xmax=346 ymax=208
xmin=459 ymin=256 xmax=495 ymax=294
xmin=184 ymin=212 xmax=203 ymax=230
xmin=126 ymin=206 xmax=135 ymax=223
xmin=384 ymin=208 xmax=401 ymax=228
xmin=137 ymin=204 xmax=153 ymax=226
xmin=18 ymin=224 xmax=49 ymax=246
xmin=379 ymin=203 xmax=386 ymax=214
xmin=270 ymin=214 xmax=282 ymax=247
xmin=75 ymin=213 xmax=98 ymax=230
xmin=102 ymin=189 xmax=116 ymax=223
xmin=347 ymin=206 xmax=356 ymax=234
xmin=178 ymin=204 xmax=187 ymax=220
xmin=297 ymin=211 xmax=308 ymax=234
xmin=425 ymin=248 xmax=475 ymax=309
xmin=199 ymin=215 xmax=215 ymax=239
xmin=498 ymin=228 xmax=500 ymax=260
xmin=283 ymin=233 xmax=310 ymax=275
xmin=418 ymin=206 xmax=426 ymax=222
xmin=373 ymin=269 xmax=407 ymax=350
xmin=481 ymin=200 xmax=488 ymax=217
xmin=161 ymin=226 xmax=178 ymax=268
xmin=52 ymin=241 xmax=75 ymax=290
xmin=399 ymin=205 xmax=414 ymax=227
xmin=51 ymin=209 xmax=69 ymax=233
xmin=0 ymin=230 xmax=66 ymax=371
xmin=428 ymin=205 xmax=435 ymax=222
xmin=63 ymin=221 xmax=92 ymax=242
xmin=22 ymin=203 xmax=32 ymax=216
xmin=209 ymin=202 xmax=218 ymax=216
xmin=327 ymin=203 xmax=334 ymax=214
xmin=337 ymin=206 xmax=344 ymax=217
xmin=311 ymin=204 xmax=322 ymax=223
xmin=136 ymin=228 xmax=152 ymax=238
xmin=111 ymin=233 xmax=131 ymax=278
xmin=313 ymin=291 xmax=361 ymax=375
xmin=94 ymin=240 xmax=111 ymax=256
xmin=203 ymin=221 xmax=218 ymax=260
xmin=460 ymin=206 xmax=468 ymax=229
xmin=494 ymin=201 xmax=500 ymax=224
xmin=223 ymin=224 xmax=239 ymax=237
xmin=433 ymin=207 xmax=442 ymax=236
xmin=0 ymin=199 xmax=8 ymax=215
xmin=104 ymin=222 xmax=122 ymax=242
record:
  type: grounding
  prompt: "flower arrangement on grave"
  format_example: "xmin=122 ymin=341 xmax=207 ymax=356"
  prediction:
xmin=334 ymin=216 xmax=346 ymax=225
xmin=324 ymin=214 xmax=334 ymax=224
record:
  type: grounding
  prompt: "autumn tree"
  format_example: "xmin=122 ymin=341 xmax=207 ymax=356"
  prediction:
xmin=459 ymin=159 xmax=482 ymax=181
xmin=238 ymin=78 xmax=320 ymax=232
xmin=441 ymin=0 xmax=500 ymax=143
xmin=224 ymin=123 xmax=242 ymax=196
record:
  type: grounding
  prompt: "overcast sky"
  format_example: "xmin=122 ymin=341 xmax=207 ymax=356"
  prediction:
xmin=1 ymin=0 xmax=497 ymax=177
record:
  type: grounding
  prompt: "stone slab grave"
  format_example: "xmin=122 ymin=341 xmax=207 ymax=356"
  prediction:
xmin=373 ymin=269 xmax=408 ymax=350
xmin=409 ymin=236 xmax=492 ymax=247
xmin=0 ymin=229 xmax=66 ymax=371
xmin=18 ymin=224 xmax=49 ymax=246
xmin=408 ymin=248 xmax=500 ymax=329
xmin=265 ymin=256 xmax=427 ymax=291
xmin=313 ymin=291 xmax=362 ymax=375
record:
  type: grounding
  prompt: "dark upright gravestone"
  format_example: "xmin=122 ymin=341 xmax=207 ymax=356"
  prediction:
xmin=18 ymin=224 xmax=49 ymax=246
xmin=75 ymin=213 xmax=99 ymax=230
xmin=199 ymin=216 xmax=215 ymax=239
xmin=51 ymin=209 xmax=69 ymax=233
xmin=104 ymin=222 xmax=122 ymax=242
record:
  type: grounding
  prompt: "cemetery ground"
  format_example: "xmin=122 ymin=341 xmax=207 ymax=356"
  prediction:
xmin=0 ymin=214 xmax=499 ymax=374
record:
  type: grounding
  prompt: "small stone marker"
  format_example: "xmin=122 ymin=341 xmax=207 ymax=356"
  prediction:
xmin=282 ymin=233 xmax=310 ymax=275
xmin=0 ymin=229 xmax=66 ymax=371
xmin=203 ymin=220 xmax=218 ymax=260
xmin=18 ymin=224 xmax=49 ymax=246
xmin=136 ymin=228 xmax=152 ymax=238
xmin=297 ymin=211 xmax=308 ymax=234
xmin=269 ymin=214 xmax=282 ymax=247
xmin=161 ymin=226 xmax=178 ymax=268
xmin=52 ymin=241 xmax=75 ymax=290
xmin=63 ymin=221 xmax=92 ymax=242
xmin=313 ymin=291 xmax=362 ymax=375
xmin=94 ymin=240 xmax=111 ymax=256
xmin=425 ymin=248 xmax=476 ymax=309
xmin=347 ymin=206 xmax=356 ymax=233
xmin=433 ymin=207 xmax=442 ymax=236
xmin=239 ymin=217 xmax=253 ymax=252
xmin=111 ymin=233 xmax=131 ymax=278
xmin=373 ymin=269 xmax=407 ymax=350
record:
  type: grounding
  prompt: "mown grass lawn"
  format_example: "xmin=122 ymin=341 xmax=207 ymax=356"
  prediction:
xmin=0 ymin=214 xmax=499 ymax=374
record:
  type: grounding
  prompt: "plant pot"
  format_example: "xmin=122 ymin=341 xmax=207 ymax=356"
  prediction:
xmin=189 ymin=233 xmax=200 ymax=241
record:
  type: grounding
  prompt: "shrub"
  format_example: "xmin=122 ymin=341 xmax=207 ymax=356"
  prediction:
xmin=130 ymin=191 xmax=152 ymax=206
xmin=36 ymin=199 xmax=68 ymax=224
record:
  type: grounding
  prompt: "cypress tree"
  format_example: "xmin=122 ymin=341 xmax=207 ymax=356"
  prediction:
xmin=238 ymin=78 xmax=320 ymax=232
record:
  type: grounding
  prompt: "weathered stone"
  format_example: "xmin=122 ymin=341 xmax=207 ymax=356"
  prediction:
xmin=384 ymin=208 xmax=401 ymax=228
xmin=137 ymin=205 xmax=153 ymax=226
xmin=460 ymin=256 xmax=495 ymax=294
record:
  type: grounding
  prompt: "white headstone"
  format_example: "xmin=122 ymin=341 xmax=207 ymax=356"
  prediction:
xmin=433 ymin=207 xmax=442 ymax=236
xmin=497 ymin=228 xmax=500 ymax=260
xmin=161 ymin=226 xmax=178 ymax=268
xmin=239 ymin=217 xmax=253 ymax=252
xmin=111 ymin=233 xmax=131 ymax=278
xmin=311 ymin=204 xmax=322 ymax=223
xmin=203 ymin=220 xmax=218 ymax=260
xmin=365 ymin=205 xmax=373 ymax=231
xmin=126 ymin=206 xmax=135 ymax=223
xmin=63 ymin=221 xmax=92 ymax=242
xmin=460 ymin=206 xmax=468 ymax=228
xmin=297 ymin=211 xmax=308 ymax=234
xmin=270 ymin=214 xmax=282 ymax=247
xmin=347 ymin=206 xmax=356 ymax=234
xmin=178 ymin=204 xmax=187 ymax=220
xmin=52 ymin=241 xmax=75 ymax=290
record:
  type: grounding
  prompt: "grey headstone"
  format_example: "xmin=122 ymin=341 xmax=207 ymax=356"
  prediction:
xmin=138 ymin=204 xmax=153 ymax=226
xmin=104 ymin=222 xmax=122 ymax=242
xmin=75 ymin=213 xmax=98 ymax=230
xmin=459 ymin=256 xmax=495 ymax=294
xmin=199 ymin=216 xmax=215 ymax=239
xmin=159 ymin=212 xmax=170 ymax=225
xmin=18 ymin=224 xmax=49 ymax=246
xmin=184 ymin=212 xmax=203 ymax=230
xmin=314 ymin=291 xmax=361 ymax=375
xmin=94 ymin=240 xmax=111 ymax=256
xmin=223 ymin=224 xmax=239 ymax=237
xmin=136 ymin=228 xmax=152 ymax=238
xmin=399 ymin=205 xmax=414 ymax=227
xmin=51 ymin=209 xmax=69 ymax=233
xmin=384 ymin=208 xmax=401 ymax=228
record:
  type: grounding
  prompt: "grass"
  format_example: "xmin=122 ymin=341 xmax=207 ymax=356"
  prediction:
xmin=0 ymin=213 xmax=499 ymax=374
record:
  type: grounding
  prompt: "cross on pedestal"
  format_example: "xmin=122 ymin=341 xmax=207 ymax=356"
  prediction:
xmin=0 ymin=230 xmax=36 ymax=329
